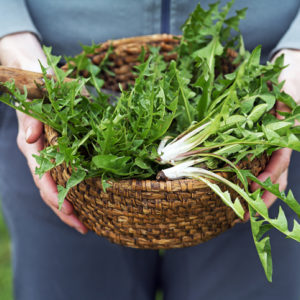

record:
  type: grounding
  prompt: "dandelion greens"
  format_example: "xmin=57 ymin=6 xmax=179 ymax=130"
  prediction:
xmin=1 ymin=0 xmax=300 ymax=282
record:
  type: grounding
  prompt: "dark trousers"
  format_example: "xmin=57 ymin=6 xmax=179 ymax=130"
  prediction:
xmin=1 ymin=104 xmax=300 ymax=300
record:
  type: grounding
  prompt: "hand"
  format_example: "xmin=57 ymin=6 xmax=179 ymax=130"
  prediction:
xmin=0 ymin=32 xmax=88 ymax=234
xmin=245 ymin=49 xmax=300 ymax=220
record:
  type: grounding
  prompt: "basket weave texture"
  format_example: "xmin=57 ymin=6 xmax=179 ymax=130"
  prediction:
xmin=46 ymin=34 xmax=268 ymax=249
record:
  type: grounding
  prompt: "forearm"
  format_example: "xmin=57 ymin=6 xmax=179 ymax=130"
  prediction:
xmin=0 ymin=32 xmax=46 ymax=71
xmin=273 ymin=48 xmax=300 ymax=104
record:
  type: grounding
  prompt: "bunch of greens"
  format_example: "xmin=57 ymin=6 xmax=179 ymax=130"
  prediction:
xmin=1 ymin=0 xmax=300 ymax=282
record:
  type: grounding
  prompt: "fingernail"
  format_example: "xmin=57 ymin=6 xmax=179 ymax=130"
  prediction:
xmin=25 ymin=127 xmax=32 ymax=141
xmin=76 ymin=227 xmax=86 ymax=235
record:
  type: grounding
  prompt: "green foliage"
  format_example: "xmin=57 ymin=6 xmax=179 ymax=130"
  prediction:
xmin=198 ymin=176 xmax=245 ymax=218
xmin=170 ymin=163 xmax=300 ymax=282
xmin=0 ymin=203 xmax=13 ymax=300
xmin=0 ymin=0 xmax=300 ymax=282
xmin=249 ymin=205 xmax=273 ymax=282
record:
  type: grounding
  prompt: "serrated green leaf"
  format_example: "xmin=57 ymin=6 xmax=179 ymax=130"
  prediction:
xmin=92 ymin=154 xmax=131 ymax=175
xmin=66 ymin=168 xmax=86 ymax=189
xmin=249 ymin=205 xmax=273 ymax=282
xmin=197 ymin=176 xmax=245 ymax=219
xmin=57 ymin=185 xmax=69 ymax=209
xmin=244 ymin=171 xmax=300 ymax=218
xmin=135 ymin=158 xmax=150 ymax=170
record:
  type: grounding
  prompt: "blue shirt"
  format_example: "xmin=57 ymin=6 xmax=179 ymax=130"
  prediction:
xmin=0 ymin=0 xmax=300 ymax=62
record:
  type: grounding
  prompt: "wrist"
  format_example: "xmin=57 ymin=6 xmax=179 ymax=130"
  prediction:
xmin=0 ymin=32 xmax=47 ymax=72
xmin=272 ymin=48 xmax=300 ymax=63
xmin=273 ymin=48 xmax=300 ymax=104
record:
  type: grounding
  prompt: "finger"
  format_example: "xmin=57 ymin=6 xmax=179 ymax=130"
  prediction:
xmin=50 ymin=206 xmax=88 ymax=235
xmin=251 ymin=148 xmax=291 ymax=191
xmin=23 ymin=137 xmax=86 ymax=232
xmin=244 ymin=169 xmax=288 ymax=221
xmin=278 ymin=76 xmax=299 ymax=103
xmin=23 ymin=138 xmax=74 ymax=215
xmin=263 ymin=169 xmax=288 ymax=207
xmin=276 ymin=100 xmax=299 ymax=126
xmin=275 ymin=100 xmax=291 ymax=120
xmin=41 ymin=178 xmax=87 ymax=234
xmin=16 ymin=111 xmax=44 ymax=143
xmin=19 ymin=134 xmax=74 ymax=216
xmin=39 ymin=172 xmax=73 ymax=215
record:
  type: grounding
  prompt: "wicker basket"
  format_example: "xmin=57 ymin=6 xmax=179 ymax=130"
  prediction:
xmin=45 ymin=34 xmax=268 ymax=249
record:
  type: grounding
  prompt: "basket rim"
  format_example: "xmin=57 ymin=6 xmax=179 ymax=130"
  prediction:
xmin=48 ymin=34 xmax=265 ymax=193
xmin=44 ymin=124 xmax=267 ymax=192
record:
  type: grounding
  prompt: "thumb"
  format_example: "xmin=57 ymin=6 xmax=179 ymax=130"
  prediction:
xmin=275 ymin=100 xmax=291 ymax=120
xmin=16 ymin=111 xmax=43 ymax=144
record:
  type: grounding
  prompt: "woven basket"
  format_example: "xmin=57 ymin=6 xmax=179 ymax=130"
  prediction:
xmin=45 ymin=34 xmax=268 ymax=249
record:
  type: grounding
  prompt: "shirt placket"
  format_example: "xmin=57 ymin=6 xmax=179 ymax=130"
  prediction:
xmin=144 ymin=0 xmax=161 ymax=35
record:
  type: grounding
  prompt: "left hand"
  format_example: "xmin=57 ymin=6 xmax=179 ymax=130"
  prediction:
xmin=0 ymin=33 xmax=88 ymax=234
xmin=245 ymin=49 xmax=300 ymax=220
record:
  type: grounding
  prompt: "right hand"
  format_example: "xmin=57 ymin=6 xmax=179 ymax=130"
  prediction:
xmin=0 ymin=32 xmax=88 ymax=234
xmin=246 ymin=49 xmax=300 ymax=220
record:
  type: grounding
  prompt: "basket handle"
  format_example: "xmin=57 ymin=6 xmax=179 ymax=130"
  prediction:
xmin=0 ymin=66 xmax=89 ymax=99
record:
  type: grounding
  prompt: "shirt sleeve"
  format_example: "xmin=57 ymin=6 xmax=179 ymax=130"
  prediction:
xmin=271 ymin=7 xmax=300 ymax=56
xmin=0 ymin=0 xmax=41 ymax=40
